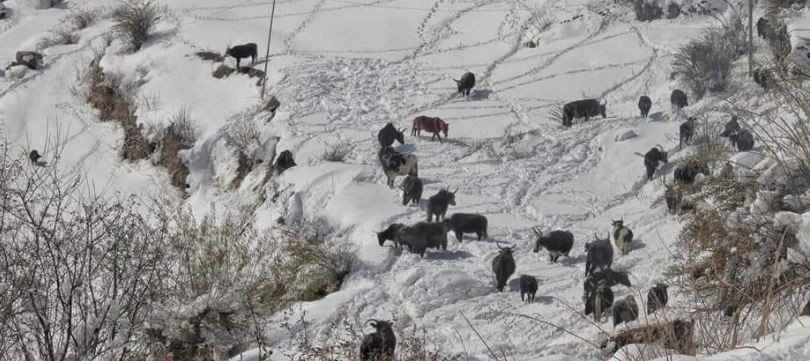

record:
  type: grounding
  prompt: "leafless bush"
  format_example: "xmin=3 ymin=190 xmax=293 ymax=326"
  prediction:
xmin=157 ymin=108 xmax=196 ymax=190
xmin=0 ymin=145 xmax=167 ymax=360
xmin=112 ymin=0 xmax=164 ymax=52
xmin=224 ymin=112 xmax=261 ymax=155
xmin=280 ymin=307 xmax=456 ymax=361
xmin=67 ymin=6 xmax=107 ymax=30
xmin=671 ymin=13 xmax=744 ymax=99
xmin=37 ymin=27 xmax=79 ymax=50
xmin=320 ymin=142 xmax=353 ymax=162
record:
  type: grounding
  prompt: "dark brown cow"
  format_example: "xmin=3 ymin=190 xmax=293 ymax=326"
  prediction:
xmin=411 ymin=116 xmax=449 ymax=143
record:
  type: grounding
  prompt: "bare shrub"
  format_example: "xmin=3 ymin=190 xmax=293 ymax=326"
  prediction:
xmin=83 ymin=49 xmax=154 ymax=161
xmin=320 ymin=142 xmax=353 ymax=162
xmin=67 ymin=6 xmax=106 ymax=30
xmin=37 ymin=27 xmax=79 ymax=50
xmin=280 ymin=308 xmax=456 ymax=361
xmin=634 ymin=1 xmax=664 ymax=22
xmin=112 ymin=0 xmax=164 ymax=52
xmin=157 ymin=108 xmax=196 ymax=190
xmin=224 ymin=113 xmax=261 ymax=155
xmin=0 ymin=146 xmax=167 ymax=360
xmin=671 ymin=13 xmax=744 ymax=99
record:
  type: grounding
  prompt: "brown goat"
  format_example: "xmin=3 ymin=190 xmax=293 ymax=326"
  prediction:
xmin=411 ymin=116 xmax=448 ymax=143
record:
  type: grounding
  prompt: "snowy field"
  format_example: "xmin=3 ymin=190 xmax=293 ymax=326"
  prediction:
xmin=1 ymin=0 xmax=807 ymax=360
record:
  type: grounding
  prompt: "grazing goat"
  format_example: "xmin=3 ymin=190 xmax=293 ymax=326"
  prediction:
xmin=532 ymin=228 xmax=574 ymax=263
xmin=720 ymin=116 xmax=740 ymax=138
xmin=584 ymin=278 xmax=614 ymax=322
xmin=395 ymin=225 xmax=428 ymax=258
xmin=443 ymin=213 xmax=488 ymax=242
xmin=562 ymin=99 xmax=607 ymax=127
xmin=378 ymin=146 xmax=418 ymax=188
xmin=413 ymin=221 xmax=450 ymax=251
xmin=426 ymin=189 xmax=456 ymax=222
xmin=612 ymin=296 xmax=639 ymax=328
xmin=611 ymin=219 xmax=634 ymax=255
xmin=670 ymin=89 xmax=688 ymax=110
xmin=757 ymin=17 xmax=770 ymax=39
xmin=585 ymin=234 xmax=613 ymax=277
xmin=360 ymin=319 xmax=396 ymax=361
xmin=273 ymin=150 xmax=296 ymax=175
xmin=674 ymin=162 xmax=710 ymax=184
xmin=378 ymin=123 xmax=405 ymax=147
xmin=664 ymin=183 xmax=682 ymax=215
xmin=643 ymin=146 xmax=668 ymax=181
xmin=520 ymin=275 xmax=538 ymax=303
xmin=492 ymin=242 xmax=516 ymax=292
xmin=729 ymin=129 xmax=754 ymax=152
xmin=753 ymin=67 xmax=771 ymax=91
xmin=225 ymin=43 xmax=257 ymax=68
xmin=601 ymin=320 xmax=695 ymax=356
xmin=454 ymin=72 xmax=475 ymax=97
xmin=679 ymin=117 xmax=695 ymax=148
xmin=647 ymin=283 xmax=669 ymax=314
xmin=584 ymin=269 xmax=631 ymax=296
xmin=401 ymin=175 xmax=423 ymax=206
xmin=638 ymin=96 xmax=652 ymax=119
xmin=377 ymin=223 xmax=406 ymax=249
xmin=411 ymin=116 xmax=449 ymax=143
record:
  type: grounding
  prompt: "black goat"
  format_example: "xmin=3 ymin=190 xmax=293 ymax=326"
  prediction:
xmin=679 ymin=117 xmax=695 ymax=149
xmin=426 ymin=189 xmax=456 ymax=222
xmin=273 ymin=150 xmax=296 ymax=175
xmin=613 ymin=296 xmax=639 ymax=327
xmin=720 ymin=116 xmax=740 ymax=138
xmin=646 ymin=283 xmax=669 ymax=314
xmin=670 ymin=89 xmax=688 ymax=109
xmin=729 ymin=129 xmax=754 ymax=152
xmin=643 ymin=146 xmax=668 ymax=181
xmin=520 ymin=275 xmax=538 ymax=303
xmin=454 ymin=72 xmax=475 ymax=97
xmin=401 ymin=175 xmax=423 ymax=206
xmin=674 ymin=162 xmax=710 ymax=184
xmin=378 ymin=123 xmax=405 ymax=147
xmin=225 ymin=43 xmax=257 ymax=68
xmin=584 ymin=268 xmax=631 ymax=296
xmin=377 ymin=223 xmax=406 ymax=249
xmin=492 ymin=242 xmax=516 ymax=292
xmin=584 ymin=278 xmax=614 ymax=322
xmin=360 ymin=319 xmax=396 ymax=361
xmin=443 ymin=213 xmax=488 ymax=242
xmin=585 ymin=234 xmax=614 ymax=277
xmin=638 ymin=96 xmax=652 ymax=118
xmin=413 ymin=221 xmax=450 ymax=251
xmin=532 ymin=228 xmax=574 ymax=263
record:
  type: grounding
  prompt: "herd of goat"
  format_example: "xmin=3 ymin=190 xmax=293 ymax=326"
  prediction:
xmin=359 ymin=72 xmax=759 ymax=359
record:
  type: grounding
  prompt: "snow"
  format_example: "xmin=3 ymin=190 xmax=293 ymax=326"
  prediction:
xmin=3 ymin=0 xmax=810 ymax=360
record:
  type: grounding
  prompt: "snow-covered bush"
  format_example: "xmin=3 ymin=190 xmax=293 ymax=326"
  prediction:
xmin=634 ymin=1 xmax=664 ymax=22
xmin=112 ymin=0 xmax=164 ymax=51
xmin=320 ymin=141 xmax=354 ymax=162
xmin=67 ymin=5 xmax=108 ymax=30
xmin=37 ymin=26 xmax=79 ymax=50
xmin=0 ymin=148 xmax=167 ymax=360
xmin=671 ymin=13 xmax=744 ymax=99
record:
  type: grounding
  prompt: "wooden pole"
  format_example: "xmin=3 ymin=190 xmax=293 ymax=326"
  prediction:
xmin=748 ymin=0 xmax=754 ymax=78
xmin=260 ymin=0 xmax=278 ymax=100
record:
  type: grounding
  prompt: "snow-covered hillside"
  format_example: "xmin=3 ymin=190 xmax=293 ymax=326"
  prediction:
xmin=2 ymin=0 xmax=809 ymax=360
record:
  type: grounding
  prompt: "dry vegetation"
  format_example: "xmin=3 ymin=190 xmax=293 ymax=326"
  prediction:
xmin=0 ymin=143 xmax=357 ymax=360
xmin=157 ymin=108 xmax=196 ymax=190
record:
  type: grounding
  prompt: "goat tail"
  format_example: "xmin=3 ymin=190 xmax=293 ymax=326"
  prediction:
xmin=633 ymin=152 xmax=645 ymax=158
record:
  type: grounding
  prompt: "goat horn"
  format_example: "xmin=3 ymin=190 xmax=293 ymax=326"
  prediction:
xmin=365 ymin=319 xmax=379 ymax=328
xmin=496 ymin=240 xmax=504 ymax=249
xmin=605 ymin=232 xmax=610 ymax=240
xmin=655 ymin=144 xmax=664 ymax=150
xmin=532 ymin=227 xmax=542 ymax=236
xmin=593 ymin=232 xmax=599 ymax=240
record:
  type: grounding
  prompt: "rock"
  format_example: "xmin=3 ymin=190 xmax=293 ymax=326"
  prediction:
xmin=615 ymin=130 xmax=638 ymax=142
